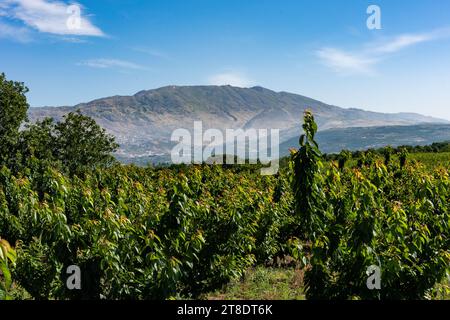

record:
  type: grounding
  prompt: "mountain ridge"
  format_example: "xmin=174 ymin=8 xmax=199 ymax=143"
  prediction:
xmin=28 ymin=85 xmax=449 ymax=163
xmin=31 ymin=85 xmax=446 ymax=123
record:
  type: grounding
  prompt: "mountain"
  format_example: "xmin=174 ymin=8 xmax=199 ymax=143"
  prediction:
xmin=278 ymin=123 xmax=450 ymax=156
xmin=28 ymin=85 xmax=449 ymax=163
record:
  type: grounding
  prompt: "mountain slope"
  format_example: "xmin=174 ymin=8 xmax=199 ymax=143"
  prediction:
xmin=278 ymin=123 xmax=450 ymax=156
xmin=28 ymin=85 xmax=448 ymax=163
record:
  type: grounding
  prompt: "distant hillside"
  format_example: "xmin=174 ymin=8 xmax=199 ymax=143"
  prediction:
xmin=28 ymin=85 xmax=448 ymax=163
xmin=278 ymin=123 xmax=450 ymax=156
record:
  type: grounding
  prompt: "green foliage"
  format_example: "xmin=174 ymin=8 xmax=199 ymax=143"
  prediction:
xmin=291 ymin=112 xmax=450 ymax=300
xmin=0 ymin=74 xmax=118 ymax=177
xmin=0 ymin=73 xmax=29 ymax=167
xmin=398 ymin=147 xmax=409 ymax=168
xmin=0 ymin=163 xmax=291 ymax=299
xmin=17 ymin=118 xmax=56 ymax=163
xmin=291 ymin=110 xmax=324 ymax=240
xmin=411 ymin=152 xmax=450 ymax=170
xmin=337 ymin=150 xmax=352 ymax=170
xmin=0 ymin=238 xmax=17 ymax=300
xmin=53 ymin=111 xmax=119 ymax=176
xmin=15 ymin=111 xmax=119 ymax=176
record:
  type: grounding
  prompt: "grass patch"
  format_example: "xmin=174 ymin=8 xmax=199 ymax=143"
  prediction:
xmin=204 ymin=267 xmax=305 ymax=300
xmin=203 ymin=267 xmax=449 ymax=300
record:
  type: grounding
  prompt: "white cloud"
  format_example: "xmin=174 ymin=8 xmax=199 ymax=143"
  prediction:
xmin=208 ymin=72 xmax=253 ymax=87
xmin=317 ymin=28 xmax=450 ymax=75
xmin=78 ymin=58 xmax=146 ymax=70
xmin=0 ymin=0 xmax=104 ymax=37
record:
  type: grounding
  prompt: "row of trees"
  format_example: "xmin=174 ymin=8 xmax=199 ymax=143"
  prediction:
xmin=0 ymin=163 xmax=293 ymax=299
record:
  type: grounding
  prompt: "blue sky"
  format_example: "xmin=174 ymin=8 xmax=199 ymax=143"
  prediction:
xmin=1 ymin=0 xmax=450 ymax=120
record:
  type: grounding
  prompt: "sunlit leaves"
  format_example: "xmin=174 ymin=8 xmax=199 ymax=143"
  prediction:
xmin=291 ymin=111 xmax=450 ymax=300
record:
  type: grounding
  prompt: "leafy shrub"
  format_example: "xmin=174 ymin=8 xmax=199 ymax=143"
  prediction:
xmin=0 ymin=238 xmax=17 ymax=300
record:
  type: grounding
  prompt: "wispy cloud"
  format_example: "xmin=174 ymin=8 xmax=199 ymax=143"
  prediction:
xmin=0 ymin=20 xmax=31 ymax=42
xmin=59 ymin=36 xmax=88 ymax=43
xmin=208 ymin=72 xmax=253 ymax=87
xmin=132 ymin=47 xmax=169 ymax=59
xmin=0 ymin=0 xmax=104 ymax=38
xmin=78 ymin=58 xmax=147 ymax=71
xmin=373 ymin=34 xmax=431 ymax=54
xmin=317 ymin=48 xmax=378 ymax=75
xmin=317 ymin=28 xmax=450 ymax=75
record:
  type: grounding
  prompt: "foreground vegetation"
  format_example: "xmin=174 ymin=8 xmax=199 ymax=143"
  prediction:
xmin=1 ymin=74 xmax=449 ymax=300
xmin=1 ymin=124 xmax=448 ymax=299
xmin=216 ymin=150 xmax=450 ymax=300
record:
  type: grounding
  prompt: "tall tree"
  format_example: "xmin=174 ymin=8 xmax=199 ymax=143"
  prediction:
xmin=53 ymin=110 xmax=119 ymax=176
xmin=0 ymin=73 xmax=29 ymax=165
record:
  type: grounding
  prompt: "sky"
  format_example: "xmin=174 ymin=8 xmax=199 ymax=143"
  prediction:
xmin=1 ymin=0 xmax=450 ymax=120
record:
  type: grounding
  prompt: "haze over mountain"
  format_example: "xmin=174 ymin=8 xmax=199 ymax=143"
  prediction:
xmin=279 ymin=124 xmax=450 ymax=156
xmin=28 ymin=85 xmax=449 ymax=163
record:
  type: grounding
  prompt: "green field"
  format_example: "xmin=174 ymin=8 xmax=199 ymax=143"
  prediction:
xmin=339 ymin=152 xmax=450 ymax=170
xmin=411 ymin=152 xmax=450 ymax=169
